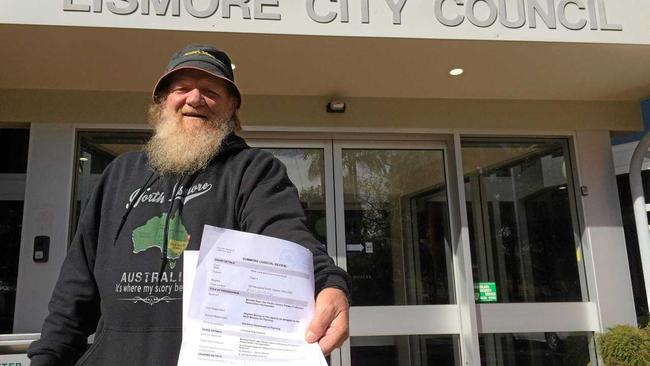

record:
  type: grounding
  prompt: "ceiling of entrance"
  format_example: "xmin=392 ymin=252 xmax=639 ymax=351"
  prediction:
xmin=1 ymin=24 xmax=650 ymax=101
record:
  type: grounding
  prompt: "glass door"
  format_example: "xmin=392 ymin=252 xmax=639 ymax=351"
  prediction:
xmin=248 ymin=138 xmax=463 ymax=366
xmin=333 ymin=141 xmax=461 ymax=366
xmin=0 ymin=128 xmax=29 ymax=335
xmin=461 ymin=138 xmax=595 ymax=366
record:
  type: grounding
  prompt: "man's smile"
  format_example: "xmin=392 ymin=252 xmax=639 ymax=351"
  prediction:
xmin=181 ymin=111 xmax=207 ymax=120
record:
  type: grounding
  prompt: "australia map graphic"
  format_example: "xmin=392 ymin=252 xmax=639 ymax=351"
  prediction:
xmin=132 ymin=212 xmax=189 ymax=269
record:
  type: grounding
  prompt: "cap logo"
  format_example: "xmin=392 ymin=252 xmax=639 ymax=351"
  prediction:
xmin=183 ymin=50 xmax=217 ymax=60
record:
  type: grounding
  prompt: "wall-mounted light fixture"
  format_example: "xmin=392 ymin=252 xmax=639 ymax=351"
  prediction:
xmin=326 ymin=100 xmax=346 ymax=113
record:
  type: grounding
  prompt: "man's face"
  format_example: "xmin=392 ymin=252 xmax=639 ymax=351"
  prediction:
xmin=162 ymin=68 xmax=237 ymax=132
xmin=144 ymin=68 xmax=239 ymax=175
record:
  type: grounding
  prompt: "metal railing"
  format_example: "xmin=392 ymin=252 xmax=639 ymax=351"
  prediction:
xmin=0 ymin=333 xmax=39 ymax=354
xmin=628 ymin=131 xmax=650 ymax=319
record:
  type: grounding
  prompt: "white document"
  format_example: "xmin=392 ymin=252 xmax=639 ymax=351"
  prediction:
xmin=179 ymin=226 xmax=327 ymax=366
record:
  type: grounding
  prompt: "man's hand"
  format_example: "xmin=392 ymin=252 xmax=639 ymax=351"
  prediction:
xmin=305 ymin=287 xmax=350 ymax=355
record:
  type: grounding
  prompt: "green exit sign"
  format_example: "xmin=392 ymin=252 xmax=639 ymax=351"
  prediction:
xmin=474 ymin=282 xmax=497 ymax=303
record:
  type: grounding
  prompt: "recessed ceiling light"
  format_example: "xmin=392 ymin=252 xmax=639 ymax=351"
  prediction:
xmin=79 ymin=157 xmax=89 ymax=162
xmin=449 ymin=68 xmax=464 ymax=76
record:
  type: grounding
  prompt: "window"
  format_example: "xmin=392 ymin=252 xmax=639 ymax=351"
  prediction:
xmin=462 ymin=139 xmax=586 ymax=303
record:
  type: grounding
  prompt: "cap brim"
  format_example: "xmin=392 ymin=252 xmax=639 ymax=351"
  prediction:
xmin=152 ymin=66 xmax=241 ymax=108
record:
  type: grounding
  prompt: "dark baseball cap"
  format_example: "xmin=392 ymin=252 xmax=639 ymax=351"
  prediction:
xmin=152 ymin=44 xmax=241 ymax=107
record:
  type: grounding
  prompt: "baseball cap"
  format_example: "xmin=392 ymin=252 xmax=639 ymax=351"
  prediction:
xmin=152 ymin=44 xmax=241 ymax=107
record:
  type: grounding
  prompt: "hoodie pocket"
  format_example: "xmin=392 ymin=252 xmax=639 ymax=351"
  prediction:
xmin=74 ymin=328 xmax=181 ymax=366
xmin=74 ymin=328 xmax=108 ymax=365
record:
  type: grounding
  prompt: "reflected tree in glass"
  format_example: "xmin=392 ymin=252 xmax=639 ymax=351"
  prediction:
xmin=339 ymin=149 xmax=453 ymax=306
xmin=462 ymin=140 xmax=585 ymax=303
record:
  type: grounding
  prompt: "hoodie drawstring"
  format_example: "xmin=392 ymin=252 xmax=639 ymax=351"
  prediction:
xmin=158 ymin=175 xmax=187 ymax=282
xmin=113 ymin=171 xmax=157 ymax=247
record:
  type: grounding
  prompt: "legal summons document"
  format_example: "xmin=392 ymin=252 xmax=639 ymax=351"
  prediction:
xmin=178 ymin=226 xmax=327 ymax=366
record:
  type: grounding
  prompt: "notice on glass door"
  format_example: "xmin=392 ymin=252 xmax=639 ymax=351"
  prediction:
xmin=178 ymin=226 xmax=326 ymax=366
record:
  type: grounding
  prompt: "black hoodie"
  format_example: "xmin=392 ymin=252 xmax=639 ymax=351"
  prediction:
xmin=28 ymin=133 xmax=351 ymax=366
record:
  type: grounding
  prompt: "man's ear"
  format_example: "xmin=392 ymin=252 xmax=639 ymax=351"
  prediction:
xmin=153 ymin=92 xmax=168 ymax=105
xmin=229 ymin=109 xmax=242 ymax=133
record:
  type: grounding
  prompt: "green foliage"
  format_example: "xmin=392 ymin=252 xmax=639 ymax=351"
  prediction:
xmin=597 ymin=324 xmax=650 ymax=366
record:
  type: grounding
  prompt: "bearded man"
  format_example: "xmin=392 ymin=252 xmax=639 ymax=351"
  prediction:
xmin=27 ymin=44 xmax=351 ymax=366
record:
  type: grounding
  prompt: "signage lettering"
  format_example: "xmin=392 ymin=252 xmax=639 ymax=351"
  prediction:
xmin=183 ymin=0 xmax=219 ymax=18
xmin=141 ymin=0 xmax=181 ymax=16
xmin=498 ymin=0 xmax=525 ymax=28
xmin=222 ymin=0 xmax=251 ymax=20
xmin=474 ymin=282 xmax=497 ymax=303
xmin=385 ymin=0 xmax=408 ymax=25
xmin=63 ymin=0 xmax=280 ymax=19
xmin=61 ymin=0 xmax=622 ymax=31
xmin=306 ymin=0 xmax=337 ymax=23
xmin=63 ymin=0 xmax=90 ymax=12
xmin=106 ymin=0 xmax=138 ymax=15
xmin=434 ymin=0 xmax=620 ymax=30
xmin=306 ymin=0 xmax=407 ymax=25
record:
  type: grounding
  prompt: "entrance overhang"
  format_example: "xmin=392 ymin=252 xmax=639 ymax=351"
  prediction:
xmin=1 ymin=24 xmax=650 ymax=103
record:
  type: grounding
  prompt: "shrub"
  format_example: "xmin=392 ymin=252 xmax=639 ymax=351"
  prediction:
xmin=597 ymin=324 xmax=650 ymax=366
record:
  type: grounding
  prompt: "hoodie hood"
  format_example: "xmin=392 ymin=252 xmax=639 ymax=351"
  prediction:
xmin=214 ymin=132 xmax=249 ymax=159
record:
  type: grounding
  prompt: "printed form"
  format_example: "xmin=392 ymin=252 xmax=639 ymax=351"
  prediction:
xmin=179 ymin=226 xmax=327 ymax=366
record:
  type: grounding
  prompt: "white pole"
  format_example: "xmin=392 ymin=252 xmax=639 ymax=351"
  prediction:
xmin=629 ymin=131 xmax=650 ymax=322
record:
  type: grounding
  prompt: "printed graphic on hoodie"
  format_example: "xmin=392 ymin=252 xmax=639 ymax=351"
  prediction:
xmin=132 ymin=212 xmax=189 ymax=269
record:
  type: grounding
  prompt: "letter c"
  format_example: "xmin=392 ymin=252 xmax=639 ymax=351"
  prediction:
xmin=435 ymin=0 xmax=465 ymax=27
xmin=306 ymin=0 xmax=337 ymax=23
xmin=558 ymin=0 xmax=587 ymax=30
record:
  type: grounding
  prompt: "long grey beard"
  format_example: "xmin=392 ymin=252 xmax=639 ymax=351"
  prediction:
xmin=144 ymin=104 xmax=234 ymax=175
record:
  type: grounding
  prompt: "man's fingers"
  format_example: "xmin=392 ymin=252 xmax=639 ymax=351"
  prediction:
xmin=305 ymin=288 xmax=349 ymax=344
xmin=317 ymin=308 xmax=349 ymax=355
xmin=306 ymin=299 xmax=337 ymax=343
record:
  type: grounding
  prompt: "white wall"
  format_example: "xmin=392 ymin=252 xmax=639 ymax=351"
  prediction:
xmin=13 ymin=123 xmax=75 ymax=333
xmin=576 ymin=130 xmax=637 ymax=328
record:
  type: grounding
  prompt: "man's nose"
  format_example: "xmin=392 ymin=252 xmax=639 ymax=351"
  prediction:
xmin=185 ymin=88 xmax=205 ymax=107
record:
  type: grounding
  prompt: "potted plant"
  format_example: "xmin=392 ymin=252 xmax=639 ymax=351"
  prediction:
xmin=597 ymin=323 xmax=650 ymax=365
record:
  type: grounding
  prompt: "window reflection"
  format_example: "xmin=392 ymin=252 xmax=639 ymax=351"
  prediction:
xmin=261 ymin=148 xmax=327 ymax=245
xmin=342 ymin=149 xmax=454 ymax=306
xmin=73 ymin=131 xmax=151 ymax=233
xmin=479 ymin=332 xmax=592 ymax=366
xmin=351 ymin=335 xmax=460 ymax=366
xmin=462 ymin=139 xmax=585 ymax=303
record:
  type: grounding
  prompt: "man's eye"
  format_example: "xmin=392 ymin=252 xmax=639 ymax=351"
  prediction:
xmin=204 ymin=90 xmax=220 ymax=98
xmin=171 ymin=86 xmax=188 ymax=93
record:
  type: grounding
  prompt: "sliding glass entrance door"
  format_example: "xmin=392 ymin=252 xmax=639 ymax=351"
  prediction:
xmin=251 ymin=136 xmax=595 ymax=366
xmin=249 ymin=138 xmax=461 ymax=366
xmin=333 ymin=141 xmax=460 ymax=366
